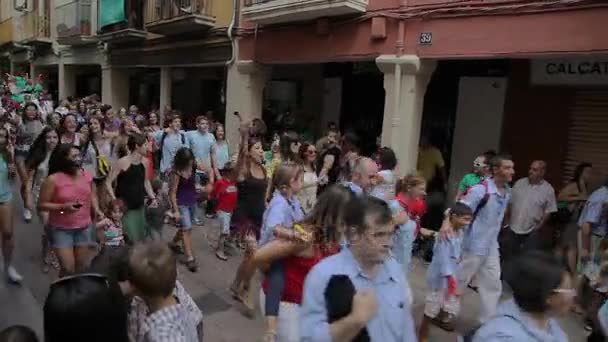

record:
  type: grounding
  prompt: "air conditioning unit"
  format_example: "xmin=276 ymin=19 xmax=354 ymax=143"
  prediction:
xmin=14 ymin=0 xmax=29 ymax=12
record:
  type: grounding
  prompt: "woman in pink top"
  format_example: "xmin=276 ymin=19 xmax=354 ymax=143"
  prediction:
xmin=38 ymin=143 xmax=103 ymax=276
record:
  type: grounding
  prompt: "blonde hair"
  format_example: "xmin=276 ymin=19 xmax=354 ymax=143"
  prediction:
xmin=395 ymin=174 xmax=426 ymax=195
xmin=269 ymin=161 xmax=303 ymax=195
xmin=128 ymin=242 xmax=176 ymax=298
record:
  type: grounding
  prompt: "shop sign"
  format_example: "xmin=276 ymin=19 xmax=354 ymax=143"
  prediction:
xmin=531 ymin=58 xmax=608 ymax=85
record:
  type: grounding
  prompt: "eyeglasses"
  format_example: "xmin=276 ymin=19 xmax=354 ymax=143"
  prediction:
xmin=51 ymin=273 xmax=110 ymax=288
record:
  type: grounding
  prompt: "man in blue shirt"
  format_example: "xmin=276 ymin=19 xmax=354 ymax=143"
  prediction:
xmin=300 ymin=196 xmax=417 ymax=342
xmin=187 ymin=115 xmax=220 ymax=183
xmin=150 ymin=113 xmax=189 ymax=178
xmin=579 ymin=180 xmax=608 ymax=267
xmin=441 ymin=154 xmax=514 ymax=324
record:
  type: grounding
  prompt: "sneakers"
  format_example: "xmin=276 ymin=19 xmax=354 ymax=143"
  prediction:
xmin=215 ymin=250 xmax=228 ymax=261
xmin=194 ymin=218 xmax=204 ymax=226
xmin=6 ymin=266 xmax=23 ymax=284
xmin=23 ymin=209 xmax=32 ymax=222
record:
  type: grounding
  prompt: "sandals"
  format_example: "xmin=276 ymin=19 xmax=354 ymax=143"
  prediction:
xmin=429 ymin=314 xmax=455 ymax=332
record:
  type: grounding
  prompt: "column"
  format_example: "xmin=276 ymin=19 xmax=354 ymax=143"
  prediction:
xmin=30 ymin=64 xmax=39 ymax=79
xmin=225 ymin=60 xmax=270 ymax=153
xmin=58 ymin=62 xmax=76 ymax=100
xmin=101 ymin=65 xmax=129 ymax=109
xmin=376 ymin=55 xmax=436 ymax=176
xmin=159 ymin=67 xmax=172 ymax=126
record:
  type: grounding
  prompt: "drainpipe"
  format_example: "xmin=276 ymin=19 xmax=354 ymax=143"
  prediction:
xmin=396 ymin=0 xmax=408 ymax=56
xmin=222 ymin=0 xmax=239 ymax=106
xmin=226 ymin=0 xmax=239 ymax=67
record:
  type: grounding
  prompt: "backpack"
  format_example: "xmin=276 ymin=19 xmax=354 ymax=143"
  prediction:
xmin=462 ymin=180 xmax=490 ymax=223
xmin=158 ymin=131 xmax=186 ymax=162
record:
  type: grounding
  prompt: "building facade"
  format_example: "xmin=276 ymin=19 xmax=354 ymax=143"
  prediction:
xmin=0 ymin=0 xmax=237 ymax=127
xmin=226 ymin=0 xmax=608 ymax=192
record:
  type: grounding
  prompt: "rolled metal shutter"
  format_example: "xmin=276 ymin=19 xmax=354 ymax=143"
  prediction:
xmin=563 ymin=90 xmax=608 ymax=184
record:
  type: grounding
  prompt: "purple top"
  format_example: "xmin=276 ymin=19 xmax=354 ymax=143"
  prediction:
xmin=177 ymin=173 xmax=197 ymax=206
xmin=105 ymin=117 xmax=122 ymax=132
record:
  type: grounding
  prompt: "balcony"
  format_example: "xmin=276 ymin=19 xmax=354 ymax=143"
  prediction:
xmin=56 ymin=0 xmax=97 ymax=45
xmin=0 ymin=19 xmax=13 ymax=46
xmin=17 ymin=11 xmax=51 ymax=46
xmin=144 ymin=0 xmax=215 ymax=35
xmin=97 ymin=0 xmax=147 ymax=44
xmin=242 ymin=0 xmax=368 ymax=25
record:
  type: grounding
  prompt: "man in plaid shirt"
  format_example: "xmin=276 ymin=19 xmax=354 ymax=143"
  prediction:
xmin=129 ymin=242 xmax=201 ymax=342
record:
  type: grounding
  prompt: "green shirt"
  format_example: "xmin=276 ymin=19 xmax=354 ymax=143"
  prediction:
xmin=458 ymin=173 xmax=483 ymax=191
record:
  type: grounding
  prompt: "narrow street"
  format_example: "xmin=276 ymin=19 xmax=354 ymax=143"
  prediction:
xmin=2 ymin=198 xmax=588 ymax=341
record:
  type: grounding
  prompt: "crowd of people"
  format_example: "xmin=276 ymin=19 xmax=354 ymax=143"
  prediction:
xmin=0 ymin=85 xmax=606 ymax=342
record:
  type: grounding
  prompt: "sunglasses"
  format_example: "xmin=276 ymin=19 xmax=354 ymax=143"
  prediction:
xmin=307 ymin=149 xmax=317 ymax=154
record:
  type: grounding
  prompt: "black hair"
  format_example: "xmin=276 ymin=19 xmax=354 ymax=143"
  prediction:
xmin=100 ymin=104 xmax=112 ymax=114
xmin=25 ymin=126 xmax=59 ymax=171
xmin=344 ymin=195 xmax=392 ymax=237
xmin=58 ymin=113 xmax=78 ymax=138
xmin=44 ymin=275 xmax=129 ymax=342
xmin=81 ymin=117 xmax=106 ymax=158
xmin=280 ymin=131 xmax=301 ymax=162
xmin=48 ymin=143 xmax=79 ymax=175
xmin=21 ymin=102 xmax=39 ymax=121
xmin=173 ymin=147 xmax=195 ymax=172
xmin=450 ymin=202 xmax=473 ymax=217
xmin=504 ymin=251 xmax=567 ymax=314
xmin=89 ymin=246 xmax=130 ymax=283
xmin=342 ymin=131 xmax=360 ymax=153
xmin=127 ymin=133 xmax=147 ymax=152
xmin=488 ymin=154 xmax=512 ymax=173
xmin=377 ymin=147 xmax=397 ymax=171
xmin=483 ymin=150 xmax=497 ymax=163
xmin=0 ymin=325 xmax=39 ymax=342
xmin=572 ymin=162 xmax=592 ymax=184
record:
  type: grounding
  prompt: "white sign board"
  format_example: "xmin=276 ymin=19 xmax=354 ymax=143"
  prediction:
xmin=531 ymin=58 xmax=608 ymax=86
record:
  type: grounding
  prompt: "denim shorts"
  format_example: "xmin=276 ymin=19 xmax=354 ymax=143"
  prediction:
xmin=217 ymin=211 xmax=232 ymax=235
xmin=179 ymin=205 xmax=197 ymax=231
xmin=48 ymin=225 xmax=95 ymax=249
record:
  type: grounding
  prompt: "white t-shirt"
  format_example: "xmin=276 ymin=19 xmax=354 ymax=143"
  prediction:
xmin=509 ymin=178 xmax=557 ymax=234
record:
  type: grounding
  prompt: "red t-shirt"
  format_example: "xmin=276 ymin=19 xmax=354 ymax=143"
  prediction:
xmin=211 ymin=178 xmax=238 ymax=213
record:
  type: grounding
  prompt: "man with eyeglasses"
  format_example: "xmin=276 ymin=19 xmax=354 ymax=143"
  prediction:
xmin=300 ymin=196 xmax=416 ymax=341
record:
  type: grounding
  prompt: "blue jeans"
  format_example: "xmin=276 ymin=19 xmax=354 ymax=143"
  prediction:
xmin=265 ymin=261 xmax=285 ymax=316
xmin=179 ymin=205 xmax=197 ymax=231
